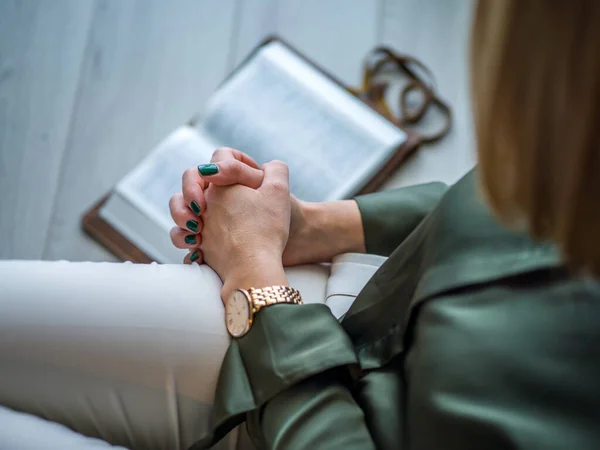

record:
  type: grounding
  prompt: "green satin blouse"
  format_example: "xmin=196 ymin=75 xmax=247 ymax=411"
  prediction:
xmin=192 ymin=169 xmax=600 ymax=450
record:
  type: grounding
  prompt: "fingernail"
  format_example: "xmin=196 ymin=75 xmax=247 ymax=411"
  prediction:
xmin=190 ymin=200 xmax=201 ymax=216
xmin=190 ymin=251 xmax=199 ymax=262
xmin=198 ymin=164 xmax=219 ymax=176
xmin=184 ymin=234 xmax=196 ymax=245
xmin=186 ymin=220 xmax=198 ymax=233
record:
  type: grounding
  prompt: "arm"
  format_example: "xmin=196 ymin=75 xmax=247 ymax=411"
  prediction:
xmin=192 ymin=303 xmax=374 ymax=450
xmin=173 ymin=152 xmax=443 ymax=448
xmin=285 ymin=181 xmax=447 ymax=265
xmin=210 ymin=228 xmax=377 ymax=450
xmin=180 ymin=159 xmax=376 ymax=449
xmin=208 ymin=304 xmax=377 ymax=450
xmin=248 ymin=365 xmax=375 ymax=450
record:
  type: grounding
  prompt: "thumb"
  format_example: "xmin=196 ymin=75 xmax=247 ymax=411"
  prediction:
xmin=259 ymin=160 xmax=290 ymax=195
xmin=198 ymin=159 xmax=264 ymax=189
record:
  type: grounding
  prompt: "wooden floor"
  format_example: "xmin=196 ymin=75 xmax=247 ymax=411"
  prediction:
xmin=0 ymin=0 xmax=475 ymax=262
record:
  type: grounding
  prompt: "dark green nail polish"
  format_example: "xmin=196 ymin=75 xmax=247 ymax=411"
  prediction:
xmin=190 ymin=200 xmax=201 ymax=216
xmin=184 ymin=234 xmax=196 ymax=245
xmin=198 ymin=164 xmax=219 ymax=176
xmin=190 ymin=251 xmax=199 ymax=262
xmin=186 ymin=220 xmax=198 ymax=233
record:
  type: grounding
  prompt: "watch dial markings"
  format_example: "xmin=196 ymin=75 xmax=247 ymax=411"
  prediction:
xmin=226 ymin=290 xmax=250 ymax=336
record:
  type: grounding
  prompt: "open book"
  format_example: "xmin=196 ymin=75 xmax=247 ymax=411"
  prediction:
xmin=90 ymin=38 xmax=410 ymax=263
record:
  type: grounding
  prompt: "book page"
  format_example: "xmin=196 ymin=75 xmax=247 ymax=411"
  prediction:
xmin=115 ymin=126 xmax=217 ymax=231
xmin=202 ymin=41 xmax=406 ymax=202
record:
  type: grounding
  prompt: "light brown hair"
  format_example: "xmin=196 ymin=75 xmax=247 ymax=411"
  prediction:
xmin=472 ymin=1 xmax=600 ymax=276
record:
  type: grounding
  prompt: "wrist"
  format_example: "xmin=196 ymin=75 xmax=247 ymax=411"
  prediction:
xmin=304 ymin=200 xmax=366 ymax=258
xmin=222 ymin=256 xmax=288 ymax=301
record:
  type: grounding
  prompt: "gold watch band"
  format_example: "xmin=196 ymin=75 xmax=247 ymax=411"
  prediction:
xmin=248 ymin=285 xmax=303 ymax=314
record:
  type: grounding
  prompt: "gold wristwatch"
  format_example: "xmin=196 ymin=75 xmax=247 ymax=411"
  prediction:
xmin=225 ymin=286 xmax=303 ymax=337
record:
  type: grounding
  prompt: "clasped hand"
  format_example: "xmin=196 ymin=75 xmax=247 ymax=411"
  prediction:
xmin=169 ymin=148 xmax=292 ymax=300
xmin=169 ymin=147 xmax=366 ymax=302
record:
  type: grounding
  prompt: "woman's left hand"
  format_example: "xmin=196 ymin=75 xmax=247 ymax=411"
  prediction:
xmin=200 ymin=160 xmax=291 ymax=301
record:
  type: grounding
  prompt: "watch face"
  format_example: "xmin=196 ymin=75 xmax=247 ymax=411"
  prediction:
xmin=226 ymin=290 xmax=251 ymax=337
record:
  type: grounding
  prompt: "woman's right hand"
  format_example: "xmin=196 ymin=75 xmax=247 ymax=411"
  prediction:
xmin=169 ymin=148 xmax=365 ymax=266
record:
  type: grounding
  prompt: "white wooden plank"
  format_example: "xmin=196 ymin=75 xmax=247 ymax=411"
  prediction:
xmin=275 ymin=0 xmax=384 ymax=86
xmin=43 ymin=0 xmax=238 ymax=261
xmin=0 ymin=0 xmax=94 ymax=259
xmin=229 ymin=0 xmax=279 ymax=68
xmin=381 ymin=0 xmax=476 ymax=189
xmin=232 ymin=0 xmax=383 ymax=84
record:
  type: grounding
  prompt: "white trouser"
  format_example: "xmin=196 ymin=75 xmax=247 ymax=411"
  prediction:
xmin=0 ymin=254 xmax=385 ymax=450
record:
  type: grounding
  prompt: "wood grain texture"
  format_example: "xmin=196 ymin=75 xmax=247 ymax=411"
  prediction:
xmin=274 ymin=0 xmax=383 ymax=86
xmin=229 ymin=0 xmax=279 ymax=68
xmin=231 ymin=0 xmax=383 ymax=85
xmin=0 ymin=0 xmax=94 ymax=259
xmin=42 ymin=0 xmax=238 ymax=261
xmin=380 ymin=0 xmax=476 ymax=189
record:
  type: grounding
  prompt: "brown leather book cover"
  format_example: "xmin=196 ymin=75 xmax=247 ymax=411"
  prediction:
xmin=82 ymin=35 xmax=422 ymax=263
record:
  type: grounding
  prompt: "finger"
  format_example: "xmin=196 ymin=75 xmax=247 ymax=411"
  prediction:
xmin=259 ymin=160 xmax=290 ymax=196
xmin=170 ymin=226 xmax=202 ymax=249
xmin=182 ymin=167 xmax=207 ymax=216
xmin=183 ymin=249 xmax=203 ymax=265
xmin=198 ymin=159 xmax=264 ymax=189
xmin=211 ymin=147 xmax=260 ymax=169
xmin=199 ymin=147 xmax=264 ymax=188
xmin=169 ymin=193 xmax=204 ymax=233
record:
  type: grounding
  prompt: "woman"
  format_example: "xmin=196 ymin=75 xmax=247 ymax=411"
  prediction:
xmin=1 ymin=1 xmax=599 ymax=449
xmin=173 ymin=1 xmax=600 ymax=448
